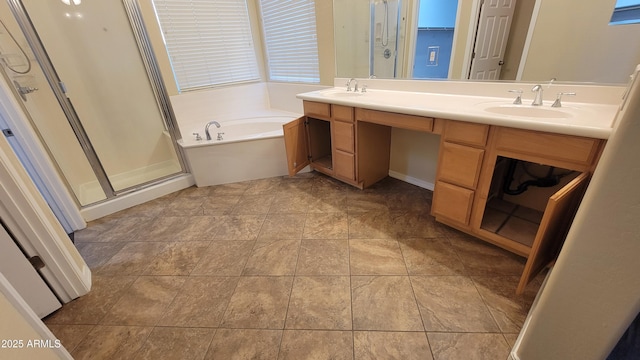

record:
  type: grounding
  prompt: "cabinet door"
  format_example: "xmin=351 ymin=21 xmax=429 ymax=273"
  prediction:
xmin=516 ymin=172 xmax=589 ymax=294
xmin=432 ymin=181 xmax=475 ymax=225
xmin=334 ymin=150 xmax=355 ymax=181
xmin=283 ymin=117 xmax=310 ymax=176
xmin=439 ymin=142 xmax=485 ymax=189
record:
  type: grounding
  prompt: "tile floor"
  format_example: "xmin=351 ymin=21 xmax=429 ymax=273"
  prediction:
xmin=44 ymin=172 xmax=544 ymax=360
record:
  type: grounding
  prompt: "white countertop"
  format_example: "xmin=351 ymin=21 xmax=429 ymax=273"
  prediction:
xmin=297 ymin=87 xmax=622 ymax=139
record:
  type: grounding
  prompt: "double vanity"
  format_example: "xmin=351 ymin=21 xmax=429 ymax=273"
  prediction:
xmin=284 ymin=79 xmax=622 ymax=293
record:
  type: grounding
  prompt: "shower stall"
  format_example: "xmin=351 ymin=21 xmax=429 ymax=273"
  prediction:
xmin=370 ymin=0 xmax=403 ymax=78
xmin=0 ymin=0 xmax=186 ymax=211
xmin=334 ymin=0 xmax=406 ymax=79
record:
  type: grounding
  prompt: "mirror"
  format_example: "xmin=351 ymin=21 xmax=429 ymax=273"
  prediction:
xmin=334 ymin=0 xmax=640 ymax=84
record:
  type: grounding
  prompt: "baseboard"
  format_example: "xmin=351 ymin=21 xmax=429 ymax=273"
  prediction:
xmin=80 ymin=174 xmax=194 ymax=222
xmin=388 ymin=170 xmax=435 ymax=191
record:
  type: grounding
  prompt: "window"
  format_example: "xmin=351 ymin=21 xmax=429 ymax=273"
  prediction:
xmin=259 ymin=0 xmax=320 ymax=83
xmin=152 ymin=0 xmax=260 ymax=91
xmin=610 ymin=0 xmax=640 ymax=25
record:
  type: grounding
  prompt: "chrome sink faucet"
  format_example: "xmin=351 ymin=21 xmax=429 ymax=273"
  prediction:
xmin=531 ymin=84 xmax=543 ymax=106
xmin=205 ymin=120 xmax=221 ymax=140
xmin=346 ymin=78 xmax=358 ymax=92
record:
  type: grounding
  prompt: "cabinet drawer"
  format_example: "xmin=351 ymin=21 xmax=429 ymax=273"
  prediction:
xmin=334 ymin=150 xmax=355 ymax=181
xmin=495 ymin=127 xmax=600 ymax=167
xmin=356 ymin=108 xmax=433 ymax=132
xmin=443 ymin=121 xmax=489 ymax=147
xmin=439 ymin=142 xmax=484 ymax=189
xmin=303 ymin=101 xmax=331 ymax=119
xmin=433 ymin=181 xmax=474 ymax=225
xmin=333 ymin=121 xmax=355 ymax=153
xmin=332 ymin=105 xmax=354 ymax=122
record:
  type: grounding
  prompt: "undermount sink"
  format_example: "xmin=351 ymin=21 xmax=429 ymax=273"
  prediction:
xmin=483 ymin=104 xmax=573 ymax=119
xmin=321 ymin=89 xmax=364 ymax=98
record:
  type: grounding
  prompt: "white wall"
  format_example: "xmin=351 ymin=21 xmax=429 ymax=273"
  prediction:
xmin=520 ymin=0 xmax=640 ymax=83
xmin=389 ymin=128 xmax=439 ymax=189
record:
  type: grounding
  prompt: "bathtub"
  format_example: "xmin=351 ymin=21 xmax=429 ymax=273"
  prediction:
xmin=177 ymin=113 xmax=301 ymax=187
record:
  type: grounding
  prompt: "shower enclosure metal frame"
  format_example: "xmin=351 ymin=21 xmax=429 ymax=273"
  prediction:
xmin=5 ymin=0 xmax=188 ymax=205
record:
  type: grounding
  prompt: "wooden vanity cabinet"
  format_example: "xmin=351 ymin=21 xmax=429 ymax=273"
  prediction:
xmin=283 ymin=101 xmax=369 ymax=187
xmin=287 ymin=100 xmax=605 ymax=293
xmin=432 ymin=121 xmax=489 ymax=227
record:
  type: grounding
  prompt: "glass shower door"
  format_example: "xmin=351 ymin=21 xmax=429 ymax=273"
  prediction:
xmin=13 ymin=0 xmax=183 ymax=201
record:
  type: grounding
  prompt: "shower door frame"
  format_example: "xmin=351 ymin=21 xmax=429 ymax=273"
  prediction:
xmin=5 ymin=0 xmax=188 ymax=205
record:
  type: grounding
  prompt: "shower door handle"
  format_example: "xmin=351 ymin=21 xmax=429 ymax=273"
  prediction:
xmin=13 ymin=80 xmax=38 ymax=101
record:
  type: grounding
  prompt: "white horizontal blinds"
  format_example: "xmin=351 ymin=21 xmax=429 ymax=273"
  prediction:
xmin=260 ymin=0 xmax=320 ymax=83
xmin=153 ymin=0 xmax=260 ymax=91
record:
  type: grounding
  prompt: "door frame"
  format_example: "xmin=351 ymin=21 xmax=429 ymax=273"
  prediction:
xmin=0 ymin=125 xmax=91 ymax=304
xmin=0 ymin=72 xmax=85 ymax=233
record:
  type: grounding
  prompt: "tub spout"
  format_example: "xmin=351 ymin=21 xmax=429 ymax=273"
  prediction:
xmin=205 ymin=121 xmax=221 ymax=140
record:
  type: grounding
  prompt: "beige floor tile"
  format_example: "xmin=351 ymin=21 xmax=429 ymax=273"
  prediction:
xmin=411 ymin=276 xmax=498 ymax=332
xmin=348 ymin=192 xmax=389 ymax=212
xmin=190 ymin=241 xmax=255 ymax=276
xmin=214 ymin=215 xmax=266 ymax=240
xmin=96 ymin=242 xmax=169 ymax=275
xmin=70 ymin=325 xmax=152 ymax=360
xmin=278 ymin=330 xmax=353 ymax=360
xmin=503 ymin=333 xmax=519 ymax=348
xmin=307 ymin=191 xmax=348 ymax=213
xmin=44 ymin=276 xmax=136 ymax=325
xmin=46 ymin=324 xmax=94 ymax=353
xmin=202 ymin=195 xmax=241 ymax=215
xmin=448 ymin=235 xmax=525 ymax=276
xmin=221 ymin=276 xmax=293 ymax=329
xmin=208 ymin=182 xmax=251 ymax=196
xmin=398 ymin=238 xmax=465 ymax=275
xmin=205 ymin=329 xmax=282 ymax=360
xmin=472 ymin=276 xmax=540 ymax=333
xmin=285 ymin=276 xmax=352 ymax=330
xmin=162 ymin=196 xmax=205 ymax=216
xmin=258 ymin=214 xmax=306 ymax=240
xmin=100 ymin=217 xmax=154 ymax=242
xmin=244 ymin=177 xmax=283 ymax=195
xmin=303 ymin=212 xmax=349 ymax=239
xmin=354 ymin=331 xmax=433 ymax=360
xmin=135 ymin=327 xmax=215 ymax=360
xmin=351 ymin=276 xmax=423 ymax=331
xmin=312 ymin=174 xmax=351 ymax=192
xmin=427 ymin=332 xmax=510 ymax=360
xmin=385 ymin=192 xmax=432 ymax=213
xmin=232 ymin=195 xmax=275 ymax=215
xmin=348 ymin=211 xmax=394 ymax=239
xmin=143 ymin=241 xmax=211 ymax=275
xmin=73 ymin=217 xmax=117 ymax=243
xmin=296 ymin=240 xmax=350 ymax=275
xmin=143 ymin=216 xmax=223 ymax=242
xmin=159 ymin=276 xmax=239 ymax=327
xmin=101 ymin=276 xmax=185 ymax=326
xmin=176 ymin=216 xmax=227 ymax=241
xmin=242 ymin=239 xmax=300 ymax=275
xmin=391 ymin=212 xmax=444 ymax=238
xmin=350 ymin=239 xmax=407 ymax=275
xmin=75 ymin=242 xmax=125 ymax=270
xmin=269 ymin=193 xmax=311 ymax=214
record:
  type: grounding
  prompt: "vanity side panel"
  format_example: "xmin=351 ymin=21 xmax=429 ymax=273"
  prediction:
xmin=356 ymin=121 xmax=391 ymax=188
